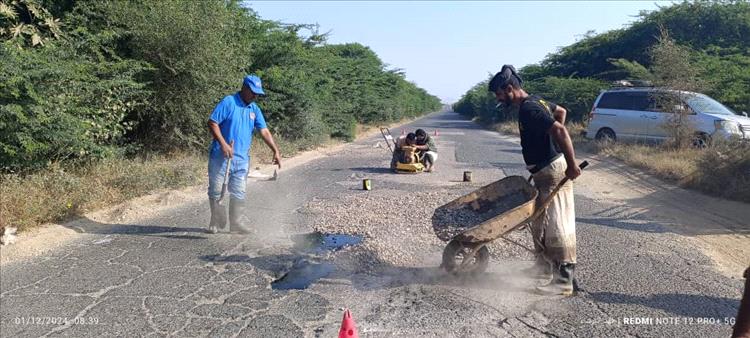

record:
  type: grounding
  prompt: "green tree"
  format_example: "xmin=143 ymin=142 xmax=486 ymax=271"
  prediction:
xmin=0 ymin=27 xmax=148 ymax=171
xmin=0 ymin=0 xmax=62 ymax=48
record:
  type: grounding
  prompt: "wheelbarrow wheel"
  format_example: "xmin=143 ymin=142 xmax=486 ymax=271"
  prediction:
xmin=442 ymin=240 xmax=490 ymax=276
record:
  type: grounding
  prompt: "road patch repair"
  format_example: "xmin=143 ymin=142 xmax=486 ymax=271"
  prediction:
xmin=271 ymin=232 xmax=363 ymax=290
xmin=1 ymin=112 xmax=747 ymax=337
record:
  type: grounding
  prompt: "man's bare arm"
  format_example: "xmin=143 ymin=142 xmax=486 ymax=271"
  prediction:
xmin=208 ymin=120 xmax=233 ymax=158
xmin=553 ymin=105 xmax=567 ymax=125
xmin=550 ymin=122 xmax=580 ymax=180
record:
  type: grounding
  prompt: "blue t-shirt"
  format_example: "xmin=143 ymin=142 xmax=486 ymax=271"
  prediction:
xmin=209 ymin=93 xmax=267 ymax=163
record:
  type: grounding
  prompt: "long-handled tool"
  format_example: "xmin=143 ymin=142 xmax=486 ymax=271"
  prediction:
xmin=218 ymin=156 xmax=232 ymax=204
xmin=218 ymin=141 xmax=234 ymax=204
xmin=380 ymin=127 xmax=395 ymax=154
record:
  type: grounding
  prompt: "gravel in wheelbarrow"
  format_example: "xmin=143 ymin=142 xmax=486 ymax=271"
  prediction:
xmin=431 ymin=191 xmax=528 ymax=242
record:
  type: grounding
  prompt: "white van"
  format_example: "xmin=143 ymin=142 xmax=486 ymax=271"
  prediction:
xmin=583 ymin=86 xmax=750 ymax=146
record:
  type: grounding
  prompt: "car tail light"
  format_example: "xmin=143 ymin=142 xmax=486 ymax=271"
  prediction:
xmin=587 ymin=103 xmax=597 ymax=122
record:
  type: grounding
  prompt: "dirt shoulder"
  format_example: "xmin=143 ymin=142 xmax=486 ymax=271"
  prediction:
xmin=578 ymin=155 xmax=750 ymax=278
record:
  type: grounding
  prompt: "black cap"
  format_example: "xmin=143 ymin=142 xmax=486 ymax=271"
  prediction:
xmin=488 ymin=65 xmax=522 ymax=92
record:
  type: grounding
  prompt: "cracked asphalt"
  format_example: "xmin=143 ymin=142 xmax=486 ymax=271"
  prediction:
xmin=1 ymin=110 xmax=747 ymax=337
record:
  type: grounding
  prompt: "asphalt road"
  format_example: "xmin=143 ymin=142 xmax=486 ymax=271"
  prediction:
xmin=1 ymin=110 xmax=745 ymax=337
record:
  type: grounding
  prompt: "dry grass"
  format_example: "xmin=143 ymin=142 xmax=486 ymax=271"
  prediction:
xmin=572 ymin=129 xmax=750 ymax=202
xmin=588 ymin=140 xmax=750 ymax=202
xmin=0 ymin=137 xmax=314 ymax=232
xmin=0 ymin=152 xmax=206 ymax=232
xmin=592 ymin=143 xmax=702 ymax=182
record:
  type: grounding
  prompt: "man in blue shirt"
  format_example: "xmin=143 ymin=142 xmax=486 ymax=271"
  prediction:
xmin=207 ymin=75 xmax=281 ymax=234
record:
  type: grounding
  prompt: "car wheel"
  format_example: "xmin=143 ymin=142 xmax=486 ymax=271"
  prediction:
xmin=595 ymin=128 xmax=616 ymax=143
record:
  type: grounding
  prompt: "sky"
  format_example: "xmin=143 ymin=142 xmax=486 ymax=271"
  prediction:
xmin=246 ymin=1 xmax=669 ymax=103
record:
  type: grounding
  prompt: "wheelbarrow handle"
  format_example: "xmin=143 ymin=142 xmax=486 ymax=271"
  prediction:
xmin=527 ymin=160 xmax=588 ymax=222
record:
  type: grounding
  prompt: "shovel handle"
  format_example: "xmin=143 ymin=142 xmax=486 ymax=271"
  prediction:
xmin=223 ymin=156 xmax=232 ymax=184
xmin=219 ymin=152 xmax=233 ymax=202
xmin=380 ymin=127 xmax=395 ymax=154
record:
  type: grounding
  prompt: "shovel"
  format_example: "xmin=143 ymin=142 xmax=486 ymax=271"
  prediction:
xmin=218 ymin=141 xmax=234 ymax=204
xmin=218 ymin=156 xmax=232 ymax=204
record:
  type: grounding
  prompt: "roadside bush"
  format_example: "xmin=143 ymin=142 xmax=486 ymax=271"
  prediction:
xmin=111 ymin=0 xmax=257 ymax=149
xmin=650 ymin=27 xmax=709 ymax=149
xmin=523 ymin=76 xmax=607 ymax=122
xmin=0 ymin=40 xmax=148 ymax=172
xmin=455 ymin=75 xmax=605 ymax=124
xmin=258 ymin=65 xmax=329 ymax=143
xmin=0 ymin=0 xmax=442 ymax=232
xmin=452 ymin=79 xmax=501 ymax=123
xmin=1 ymin=0 xmax=440 ymax=173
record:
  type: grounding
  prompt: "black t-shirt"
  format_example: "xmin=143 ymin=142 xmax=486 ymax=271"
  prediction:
xmin=518 ymin=95 xmax=559 ymax=167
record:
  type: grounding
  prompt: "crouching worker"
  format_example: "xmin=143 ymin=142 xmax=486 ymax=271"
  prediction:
xmin=489 ymin=65 xmax=581 ymax=296
xmin=415 ymin=129 xmax=438 ymax=172
xmin=390 ymin=132 xmax=418 ymax=171
xmin=207 ymin=75 xmax=281 ymax=234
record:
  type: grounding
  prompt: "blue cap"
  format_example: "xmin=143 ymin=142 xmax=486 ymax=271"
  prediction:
xmin=243 ymin=75 xmax=265 ymax=95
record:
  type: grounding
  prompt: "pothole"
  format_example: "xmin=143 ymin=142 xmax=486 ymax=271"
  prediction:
xmin=270 ymin=232 xmax=363 ymax=290
xmin=291 ymin=232 xmax=363 ymax=253
xmin=271 ymin=260 xmax=335 ymax=290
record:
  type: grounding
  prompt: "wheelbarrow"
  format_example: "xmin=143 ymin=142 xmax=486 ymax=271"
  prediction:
xmin=432 ymin=161 xmax=588 ymax=275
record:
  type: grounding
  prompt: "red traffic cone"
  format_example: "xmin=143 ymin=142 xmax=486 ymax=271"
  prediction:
xmin=338 ymin=309 xmax=359 ymax=338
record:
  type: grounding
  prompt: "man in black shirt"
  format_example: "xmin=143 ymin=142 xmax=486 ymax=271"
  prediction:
xmin=489 ymin=65 xmax=581 ymax=296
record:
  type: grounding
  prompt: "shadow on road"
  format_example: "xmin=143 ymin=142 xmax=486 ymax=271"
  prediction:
xmin=349 ymin=167 xmax=395 ymax=174
xmin=576 ymin=217 xmax=668 ymax=234
xmin=590 ymin=291 xmax=740 ymax=319
xmin=496 ymin=148 xmax=523 ymax=155
xmin=585 ymin=158 xmax=750 ymax=237
xmin=64 ymin=216 xmax=210 ymax=239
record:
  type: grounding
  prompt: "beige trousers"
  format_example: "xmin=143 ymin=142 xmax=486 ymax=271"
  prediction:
xmin=530 ymin=156 xmax=577 ymax=264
